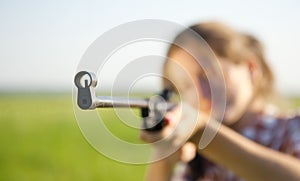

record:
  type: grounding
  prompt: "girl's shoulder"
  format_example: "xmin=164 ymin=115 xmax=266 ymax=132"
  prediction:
xmin=240 ymin=111 xmax=300 ymax=158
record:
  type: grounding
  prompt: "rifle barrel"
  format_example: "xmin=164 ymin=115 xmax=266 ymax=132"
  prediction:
xmin=94 ymin=96 xmax=149 ymax=108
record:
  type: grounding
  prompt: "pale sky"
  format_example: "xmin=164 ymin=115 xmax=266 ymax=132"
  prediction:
xmin=0 ymin=0 xmax=299 ymax=95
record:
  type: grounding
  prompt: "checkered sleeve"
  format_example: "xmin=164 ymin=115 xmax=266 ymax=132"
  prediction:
xmin=281 ymin=116 xmax=300 ymax=158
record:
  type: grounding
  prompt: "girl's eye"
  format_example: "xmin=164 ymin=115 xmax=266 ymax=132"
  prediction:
xmin=199 ymin=75 xmax=211 ymax=99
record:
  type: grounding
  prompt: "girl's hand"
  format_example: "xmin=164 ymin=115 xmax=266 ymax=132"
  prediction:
xmin=140 ymin=102 xmax=208 ymax=162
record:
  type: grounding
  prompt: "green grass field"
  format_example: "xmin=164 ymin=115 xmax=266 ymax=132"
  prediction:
xmin=0 ymin=94 xmax=299 ymax=181
xmin=0 ymin=94 xmax=146 ymax=181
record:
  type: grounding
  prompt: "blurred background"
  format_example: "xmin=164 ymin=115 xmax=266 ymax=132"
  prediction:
xmin=0 ymin=0 xmax=299 ymax=180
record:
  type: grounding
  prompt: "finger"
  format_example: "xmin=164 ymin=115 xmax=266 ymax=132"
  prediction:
xmin=164 ymin=106 xmax=181 ymax=126
xmin=180 ymin=142 xmax=197 ymax=163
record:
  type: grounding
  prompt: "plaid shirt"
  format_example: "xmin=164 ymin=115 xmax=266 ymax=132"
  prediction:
xmin=172 ymin=113 xmax=300 ymax=181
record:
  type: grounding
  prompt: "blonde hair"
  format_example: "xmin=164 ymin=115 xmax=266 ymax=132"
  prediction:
xmin=242 ymin=33 xmax=274 ymax=98
xmin=168 ymin=21 xmax=275 ymax=100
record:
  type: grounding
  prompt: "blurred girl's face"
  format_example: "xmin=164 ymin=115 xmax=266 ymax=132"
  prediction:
xmin=166 ymin=48 xmax=255 ymax=125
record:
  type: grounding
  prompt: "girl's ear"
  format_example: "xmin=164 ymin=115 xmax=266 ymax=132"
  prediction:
xmin=247 ymin=55 xmax=262 ymax=83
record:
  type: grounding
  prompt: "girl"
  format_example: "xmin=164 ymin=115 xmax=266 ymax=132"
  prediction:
xmin=140 ymin=22 xmax=300 ymax=181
